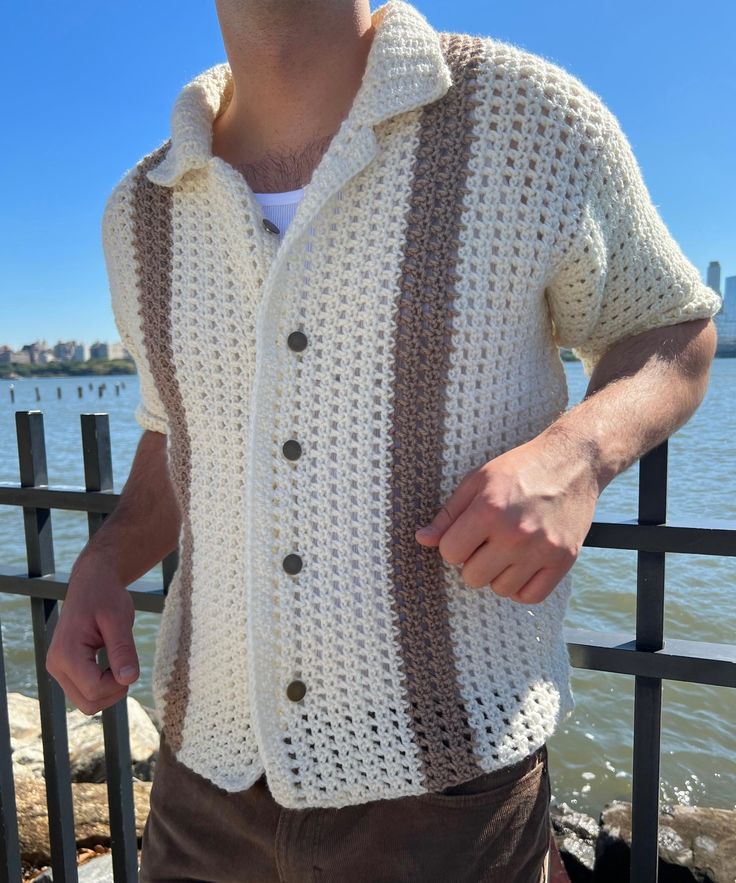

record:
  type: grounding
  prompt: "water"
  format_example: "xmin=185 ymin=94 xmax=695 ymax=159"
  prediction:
xmin=1 ymin=363 xmax=734 ymax=818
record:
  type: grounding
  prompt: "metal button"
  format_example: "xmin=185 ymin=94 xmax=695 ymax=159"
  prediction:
xmin=286 ymin=680 xmax=307 ymax=702
xmin=282 ymin=440 xmax=302 ymax=461
xmin=283 ymin=554 xmax=302 ymax=574
xmin=262 ymin=218 xmax=280 ymax=235
xmin=287 ymin=331 xmax=308 ymax=352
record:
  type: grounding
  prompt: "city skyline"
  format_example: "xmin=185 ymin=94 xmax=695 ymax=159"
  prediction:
xmin=3 ymin=1 xmax=734 ymax=346
xmin=5 ymin=262 xmax=734 ymax=355
xmin=0 ymin=339 xmax=130 ymax=367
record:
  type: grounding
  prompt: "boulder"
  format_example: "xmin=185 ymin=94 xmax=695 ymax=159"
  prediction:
xmin=15 ymin=774 xmax=151 ymax=867
xmin=31 ymin=850 xmax=141 ymax=882
xmin=550 ymin=801 xmax=597 ymax=882
xmin=8 ymin=693 xmax=160 ymax=782
xmin=8 ymin=693 xmax=42 ymax=744
xmin=596 ymin=800 xmax=736 ymax=883
xmin=66 ymin=699 xmax=159 ymax=782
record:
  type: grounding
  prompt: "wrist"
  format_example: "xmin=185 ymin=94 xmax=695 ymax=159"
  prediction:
xmin=534 ymin=419 xmax=614 ymax=496
xmin=72 ymin=538 xmax=126 ymax=590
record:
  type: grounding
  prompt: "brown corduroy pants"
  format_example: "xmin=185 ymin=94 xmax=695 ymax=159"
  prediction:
xmin=139 ymin=731 xmax=552 ymax=883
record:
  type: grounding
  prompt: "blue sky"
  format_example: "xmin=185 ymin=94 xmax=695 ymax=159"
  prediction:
xmin=2 ymin=0 xmax=734 ymax=351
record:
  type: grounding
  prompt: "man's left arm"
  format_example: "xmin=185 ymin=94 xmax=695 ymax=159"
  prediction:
xmin=415 ymin=317 xmax=717 ymax=604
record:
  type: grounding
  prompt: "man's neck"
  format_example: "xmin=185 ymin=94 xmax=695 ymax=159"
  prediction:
xmin=212 ymin=0 xmax=375 ymax=192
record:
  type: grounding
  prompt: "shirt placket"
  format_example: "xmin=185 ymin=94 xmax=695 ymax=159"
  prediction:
xmin=242 ymin=123 xmax=380 ymax=789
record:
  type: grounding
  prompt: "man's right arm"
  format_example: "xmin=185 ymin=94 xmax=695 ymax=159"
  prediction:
xmin=46 ymin=429 xmax=181 ymax=715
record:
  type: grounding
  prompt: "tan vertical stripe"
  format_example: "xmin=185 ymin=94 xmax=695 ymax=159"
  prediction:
xmin=387 ymin=34 xmax=488 ymax=789
xmin=132 ymin=144 xmax=193 ymax=755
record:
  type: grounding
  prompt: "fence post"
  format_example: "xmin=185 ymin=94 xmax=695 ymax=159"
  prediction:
xmin=630 ymin=439 xmax=668 ymax=883
xmin=81 ymin=413 xmax=139 ymax=882
xmin=17 ymin=410 xmax=79 ymax=883
xmin=0 ymin=617 xmax=22 ymax=882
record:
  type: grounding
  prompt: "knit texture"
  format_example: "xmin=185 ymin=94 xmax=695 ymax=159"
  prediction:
xmin=101 ymin=0 xmax=722 ymax=809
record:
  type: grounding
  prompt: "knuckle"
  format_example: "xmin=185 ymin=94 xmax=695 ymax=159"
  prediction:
xmin=438 ymin=539 xmax=463 ymax=566
xmin=45 ymin=652 xmax=59 ymax=677
xmin=78 ymin=699 xmax=100 ymax=716
xmin=514 ymin=521 xmax=544 ymax=544
xmin=477 ymin=496 xmax=503 ymax=520
xmin=550 ymin=540 xmax=577 ymax=563
xmin=76 ymin=677 xmax=107 ymax=704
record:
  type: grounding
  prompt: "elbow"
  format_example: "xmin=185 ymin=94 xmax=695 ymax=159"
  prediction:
xmin=677 ymin=318 xmax=717 ymax=409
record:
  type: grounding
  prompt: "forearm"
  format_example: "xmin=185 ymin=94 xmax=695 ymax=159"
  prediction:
xmin=537 ymin=318 xmax=717 ymax=493
xmin=74 ymin=429 xmax=181 ymax=587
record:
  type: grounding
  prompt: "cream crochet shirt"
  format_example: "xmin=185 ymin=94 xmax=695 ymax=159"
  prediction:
xmin=102 ymin=0 xmax=722 ymax=808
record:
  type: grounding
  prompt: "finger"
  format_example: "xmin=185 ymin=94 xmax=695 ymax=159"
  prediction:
xmin=438 ymin=497 xmax=504 ymax=565
xmin=458 ymin=539 xmax=514 ymax=589
xmin=510 ymin=568 xmax=558 ymax=604
xmin=97 ymin=607 xmax=140 ymax=686
xmin=56 ymin=633 xmax=127 ymax=703
xmin=488 ymin=561 xmax=547 ymax=598
xmin=415 ymin=470 xmax=479 ymax=545
xmin=51 ymin=667 xmax=128 ymax=716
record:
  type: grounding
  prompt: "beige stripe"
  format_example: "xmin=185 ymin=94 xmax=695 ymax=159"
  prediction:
xmin=387 ymin=34 xmax=488 ymax=789
xmin=132 ymin=144 xmax=193 ymax=755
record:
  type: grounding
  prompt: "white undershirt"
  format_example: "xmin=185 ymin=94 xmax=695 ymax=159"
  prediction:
xmin=253 ymin=188 xmax=305 ymax=240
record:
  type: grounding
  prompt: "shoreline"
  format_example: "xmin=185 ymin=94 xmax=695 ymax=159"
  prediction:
xmin=3 ymin=350 xmax=736 ymax=380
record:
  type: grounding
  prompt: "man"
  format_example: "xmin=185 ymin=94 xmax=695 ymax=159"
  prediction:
xmin=47 ymin=0 xmax=721 ymax=880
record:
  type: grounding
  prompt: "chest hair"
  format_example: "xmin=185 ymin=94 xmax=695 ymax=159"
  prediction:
xmin=232 ymin=130 xmax=336 ymax=193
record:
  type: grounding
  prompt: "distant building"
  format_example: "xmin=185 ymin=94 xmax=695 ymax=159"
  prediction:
xmin=707 ymin=261 xmax=722 ymax=298
xmin=21 ymin=341 xmax=49 ymax=364
xmin=89 ymin=341 xmax=110 ymax=360
xmin=37 ymin=350 xmax=58 ymax=365
xmin=108 ymin=342 xmax=128 ymax=360
xmin=53 ymin=339 xmax=90 ymax=362
xmin=73 ymin=342 xmax=90 ymax=362
xmin=713 ymin=271 xmax=736 ymax=356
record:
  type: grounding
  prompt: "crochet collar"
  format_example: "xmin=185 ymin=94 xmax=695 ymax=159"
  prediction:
xmin=146 ymin=0 xmax=453 ymax=186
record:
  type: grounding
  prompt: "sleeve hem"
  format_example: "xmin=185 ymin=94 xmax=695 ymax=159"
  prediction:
xmin=135 ymin=403 xmax=169 ymax=435
xmin=572 ymin=288 xmax=722 ymax=378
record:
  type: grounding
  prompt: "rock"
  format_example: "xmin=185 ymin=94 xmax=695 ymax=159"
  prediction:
xmin=596 ymin=800 xmax=736 ymax=883
xmin=31 ymin=851 xmax=141 ymax=882
xmin=67 ymin=698 xmax=159 ymax=782
xmin=12 ymin=740 xmax=46 ymax=779
xmin=8 ymin=693 xmax=46 ymax=778
xmin=15 ymin=774 xmax=151 ymax=867
xmin=550 ymin=801 xmax=597 ymax=882
xmin=8 ymin=693 xmax=160 ymax=782
xmin=8 ymin=693 xmax=42 ymax=744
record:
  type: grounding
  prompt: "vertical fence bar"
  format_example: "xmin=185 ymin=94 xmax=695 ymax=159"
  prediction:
xmin=630 ymin=440 xmax=668 ymax=883
xmin=17 ymin=410 xmax=79 ymax=883
xmin=81 ymin=413 xmax=139 ymax=882
xmin=0 ymin=618 xmax=22 ymax=883
xmin=161 ymin=550 xmax=179 ymax=596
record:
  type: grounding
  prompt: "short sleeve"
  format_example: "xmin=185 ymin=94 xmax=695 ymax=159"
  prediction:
xmin=544 ymin=103 xmax=723 ymax=377
xmin=102 ymin=181 xmax=169 ymax=435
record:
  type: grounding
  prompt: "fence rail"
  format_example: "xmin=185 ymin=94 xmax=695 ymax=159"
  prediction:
xmin=1 ymin=409 xmax=734 ymax=883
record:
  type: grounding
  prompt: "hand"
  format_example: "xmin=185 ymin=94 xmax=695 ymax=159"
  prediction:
xmin=46 ymin=551 xmax=140 ymax=715
xmin=414 ymin=431 xmax=600 ymax=604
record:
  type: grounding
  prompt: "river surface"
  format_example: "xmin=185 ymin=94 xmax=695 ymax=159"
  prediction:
xmin=1 ymin=361 xmax=734 ymax=816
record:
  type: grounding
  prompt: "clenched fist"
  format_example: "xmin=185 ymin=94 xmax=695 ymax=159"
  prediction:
xmin=46 ymin=550 xmax=140 ymax=715
xmin=415 ymin=429 xmax=601 ymax=604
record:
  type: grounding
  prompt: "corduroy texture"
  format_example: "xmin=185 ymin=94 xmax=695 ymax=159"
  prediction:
xmin=101 ymin=0 xmax=722 ymax=809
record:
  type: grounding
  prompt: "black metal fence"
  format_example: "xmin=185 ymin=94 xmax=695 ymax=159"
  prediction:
xmin=0 ymin=409 xmax=734 ymax=883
